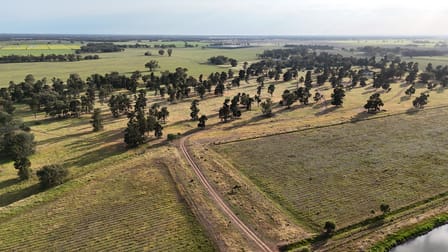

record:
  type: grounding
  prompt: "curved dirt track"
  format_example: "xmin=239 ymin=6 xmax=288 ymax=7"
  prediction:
xmin=179 ymin=137 xmax=275 ymax=252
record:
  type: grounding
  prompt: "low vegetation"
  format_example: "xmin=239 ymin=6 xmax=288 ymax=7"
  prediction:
xmin=214 ymin=108 xmax=448 ymax=230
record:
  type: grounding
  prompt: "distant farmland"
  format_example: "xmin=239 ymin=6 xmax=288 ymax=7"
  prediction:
xmin=214 ymin=108 xmax=448 ymax=230
xmin=0 ymin=44 xmax=80 ymax=56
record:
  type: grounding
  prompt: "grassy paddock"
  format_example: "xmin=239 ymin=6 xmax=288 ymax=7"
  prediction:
xmin=0 ymin=46 xmax=265 ymax=86
xmin=0 ymin=149 xmax=213 ymax=251
xmin=213 ymin=108 xmax=448 ymax=230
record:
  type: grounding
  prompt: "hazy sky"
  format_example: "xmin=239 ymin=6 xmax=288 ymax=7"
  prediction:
xmin=1 ymin=0 xmax=448 ymax=36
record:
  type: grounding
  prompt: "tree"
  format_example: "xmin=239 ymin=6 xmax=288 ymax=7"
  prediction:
xmin=190 ymin=100 xmax=200 ymax=121
xmin=304 ymin=70 xmax=313 ymax=89
xmin=154 ymin=122 xmax=163 ymax=138
xmin=229 ymin=58 xmax=238 ymax=67
xmin=256 ymin=76 xmax=265 ymax=87
xmin=282 ymin=90 xmax=296 ymax=109
xmin=267 ymin=84 xmax=275 ymax=96
xmin=14 ymin=157 xmax=32 ymax=180
xmin=405 ymin=85 xmax=416 ymax=96
xmin=198 ymin=115 xmax=208 ymax=129
xmin=413 ymin=93 xmax=429 ymax=109
xmin=260 ymin=98 xmax=273 ymax=117
xmin=324 ymin=221 xmax=336 ymax=235
xmin=331 ymin=87 xmax=345 ymax=106
xmin=313 ymin=92 xmax=323 ymax=103
xmin=167 ymin=48 xmax=173 ymax=57
xmin=3 ymin=130 xmax=36 ymax=160
xmin=158 ymin=49 xmax=165 ymax=56
xmin=91 ymin=108 xmax=104 ymax=132
xmin=380 ymin=203 xmax=390 ymax=216
xmin=219 ymin=99 xmax=231 ymax=122
xmin=124 ymin=117 xmax=145 ymax=147
xmin=36 ymin=164 xmax=69 ymax=189
xmin=159 ymin=107 xmax=169 ymax=123
xmin=364 ymin=93 xmax=384 ymax=113
xmin=145 ymin=60 xmax=160 ymax=72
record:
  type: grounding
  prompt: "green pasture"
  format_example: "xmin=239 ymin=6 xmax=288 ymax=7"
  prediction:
xmin=0 ymin=46 xmax=265 ymax=86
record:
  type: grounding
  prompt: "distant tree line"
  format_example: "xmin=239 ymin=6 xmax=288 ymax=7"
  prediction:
xmin=76 ymin=43 xmax=123 ymax=53
xmin=0 ymin=54 xmax=99 ymax=64
xmin=357 ymin=46 xmax=448 ymax=57
xmin=284 ymin=44 xmax=334 ymax=50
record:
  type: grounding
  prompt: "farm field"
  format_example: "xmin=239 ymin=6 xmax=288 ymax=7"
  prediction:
xmin=0 ymin=46 xmax=264 ymax=86
xmin=0 ymin=149 xmax=213 ymax=251
xmin=1 ymin=39 xmax=448 ymax=251
xmin=0 ymin=44 xmax=80 ymax=56
xmin=213 ymin=108 xmax=448 ymax=230
xmin=0 ymin=104 xmax=213 ymax=251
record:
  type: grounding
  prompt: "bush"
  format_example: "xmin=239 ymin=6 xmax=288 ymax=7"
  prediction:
xmin=36 ymin=164 xmax=69 ymax=189
xmin=167 ymin=133 xmax=181 ymax=141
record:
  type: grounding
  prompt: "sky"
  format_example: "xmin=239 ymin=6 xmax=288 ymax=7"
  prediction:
xmin=1 ymin=0 xmax=448 ymax=36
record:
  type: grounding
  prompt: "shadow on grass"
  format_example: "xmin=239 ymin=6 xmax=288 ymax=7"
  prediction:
xmin=0 ymin=178 xmax=20 ymax=190
xmin=315 ymin=106 xmax=338 ymax=116
xmin=63 ymin=142 xmax=127 ymax=168
xmin=400 ymin=95 xmax=411 ymax=103
xmin=37 ymin=131 xmax=95 ymax=146
xmin=350 ymin=110 xmax=379 ymax=123
xmin=406 ymin=107 xmax=421 ymax=115
xmin=0 ymin=183 xmax=41 ymax=207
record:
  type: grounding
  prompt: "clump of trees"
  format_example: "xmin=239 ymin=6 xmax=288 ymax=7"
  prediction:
xmin=76 ymin=43 xmax=123 ymax=53
xmin=208 ymin=56 xmax=238 ymax=67
xmin=123 ymin=92 xmax=167 ymax=148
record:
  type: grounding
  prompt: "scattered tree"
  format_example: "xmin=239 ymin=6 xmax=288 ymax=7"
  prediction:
xmin=364 ymin=93 xmax=384 ymax=113
xmin=36 ymin=164 xmax=69 ymax=189
xmin=260 ymin=98 xmax=273 ymax=117
xmin=190 ymin=100 xmax=200 ymax=121
xmin=324 ymin=221 xmax=336 ymax=235
xmin=413 ymin=93 xmax=429 ymax=109
xmin=14 ymin=157 xmax=32 ymax=180
xmin=91 ymin=108 xmax=104 ymax=132
xmin=198 ymin=115 xmax=208 ymax=129
xmin=331 ymin=87 xmax=345 ymax=106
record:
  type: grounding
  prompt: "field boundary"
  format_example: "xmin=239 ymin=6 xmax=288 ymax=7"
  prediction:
xmin=213 ymin=104 xmax=448 ymax=146
xmin=179 ymin=136 xmax=275 ymax=252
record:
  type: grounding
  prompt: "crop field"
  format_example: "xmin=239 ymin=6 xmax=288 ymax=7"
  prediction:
xmin=0 ymin=46 xmax=264 ymax=86
xmin=213 ymin=108 xmax=448 ymax=230
xmin=0 ymin=44 xmax=80 ymax=56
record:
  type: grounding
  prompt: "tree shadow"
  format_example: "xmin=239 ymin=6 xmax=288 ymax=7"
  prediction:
xmin=312 ymin=100 xmax=330 ymax=110
xmin=0 ymin=183 xmax=41 ymax=207
xmin=37 ymin=131 xmax=94 ymax=146
xmin=350 ymin=110 xmax=378 ymax=123
xmin=400 ymin=82 xmax=410 ymax=88
xmin=362 ymin=89 xmax=378 ymax=95
xmin=315 ymin=106 xmax=338 ymax=116
xmin=222 ymin=114 xmax=276 ymax=131
xmin=400 ymin=96 xmax=411 ymax=103
xmin=63 ymin=142 xmax=127 ymax=168
xmin=436 ymin=87 xmax=445 ymax=94
xmin=406 ymin=107 xmax=421 ymax=115
xmin=0 ymin=178 xmax=20 ymax=190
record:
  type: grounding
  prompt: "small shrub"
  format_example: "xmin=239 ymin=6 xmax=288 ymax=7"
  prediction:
xmin=36 ymin=164 xmax=69 ymax=189
xmin=167 ymin=133 xmax=180 ymax=141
